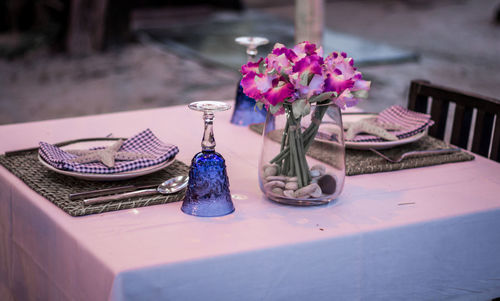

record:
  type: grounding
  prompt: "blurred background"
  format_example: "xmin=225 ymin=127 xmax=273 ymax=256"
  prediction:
xmin=0 ymin=0 xmax=499 ymax=125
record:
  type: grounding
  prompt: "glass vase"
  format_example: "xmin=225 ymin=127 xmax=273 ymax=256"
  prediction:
xmin=258 ymin=102 xmax=345 ymax=206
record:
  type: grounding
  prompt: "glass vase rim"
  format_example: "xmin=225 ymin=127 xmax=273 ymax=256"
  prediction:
xmin=282 ymin=101 xmax=340 ymax=108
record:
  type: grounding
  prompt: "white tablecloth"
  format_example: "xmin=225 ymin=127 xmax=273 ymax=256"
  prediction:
xmin=1 ymin=104 xmax=500 ymax=300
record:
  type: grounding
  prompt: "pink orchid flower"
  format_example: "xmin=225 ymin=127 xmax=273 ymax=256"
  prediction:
xmin=255 ymin=71 xmax=277 ymax=93
xmin=293 ymin=41 xmax=323 ymax=61
xmin=263 ymin=78 xmax=295 ymax=106
xmin=324 ymin=70 xmax=355 ymax=94
xmin=351 ymin=76 xmax=371 ymax=91
xmin=291 ymin=73 xmax=325 ymax=99
xmin=241 ymin=71 xmax=264 ymax=100
xmin=241 ymin=71 xmax=280 ymax=105
xmin=272 ymin=43 xmax=298 ymax=61
xmin=241 ymin=58 xmax=263 ymax=76
xmin=323 ymin=51 xmax=370 ymax=95
xmin=334 ymin=89 xmax=358 ymax=109
xmin=266 ymin=54 xmax=293 ymax=75
xmin=240 ymin=41 xmax=370 ymax=113
xmin=292 ymin=55 xmax=324 ymax=76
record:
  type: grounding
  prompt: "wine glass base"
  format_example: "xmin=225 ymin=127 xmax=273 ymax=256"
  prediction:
xmin=264 ymin=192 xmax=337 ymax=206
xmin=189 ymin=101 xmax=231 ymax=112
xmin=181 ymin=206 xmax=235 ymax=217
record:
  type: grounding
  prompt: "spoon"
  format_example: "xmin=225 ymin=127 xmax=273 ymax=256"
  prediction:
xmin=82 ymin=175 xmax=189 ymax=206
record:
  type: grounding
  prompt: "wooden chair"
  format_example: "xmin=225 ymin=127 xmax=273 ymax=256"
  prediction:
xmin=408 ymin=79 xmax=500 ymax=162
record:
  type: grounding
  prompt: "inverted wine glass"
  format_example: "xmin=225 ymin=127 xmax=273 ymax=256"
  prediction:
xmin=181 ymin=101 xmax=235 ymax=217
xmin=230 ymin=36 xmax=269 ymax=126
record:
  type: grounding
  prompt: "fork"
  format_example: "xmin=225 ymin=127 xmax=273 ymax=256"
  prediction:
xmin=5 ymin=134 xmax=122 ymax=156
xmin=369 ymin=147 xmax=462 ymax=163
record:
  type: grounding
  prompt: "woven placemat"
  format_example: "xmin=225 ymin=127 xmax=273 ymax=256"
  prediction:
xmin=0 ymin=151 xmax=189 ymax=216
xmin=250 ymin=123 xmax=475 ymax=176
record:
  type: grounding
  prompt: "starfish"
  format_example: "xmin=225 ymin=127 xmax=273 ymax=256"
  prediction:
xmin=344 ymin=117 xmax=403 ymax=141
xmin=66 ymin=139 xmax=155 ymax=167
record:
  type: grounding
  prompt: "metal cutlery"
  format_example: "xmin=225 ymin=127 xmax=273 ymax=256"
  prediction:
xmin=76 ymin=176 xmax=189 ymax=206
xmin=369 ymin=147 xmax=462 ymax=163
xmin=69 ymin=183 xmax=158 ymax=200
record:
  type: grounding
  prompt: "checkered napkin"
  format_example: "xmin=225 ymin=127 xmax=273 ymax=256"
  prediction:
xmin=345 ymin=105 xmax=434 ymax=142
xmin=38 ymin=129 xmax=179 ymax=174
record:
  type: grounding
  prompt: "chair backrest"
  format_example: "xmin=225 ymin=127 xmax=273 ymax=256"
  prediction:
xmin=408 ymin=79 xmax=500 ymax=162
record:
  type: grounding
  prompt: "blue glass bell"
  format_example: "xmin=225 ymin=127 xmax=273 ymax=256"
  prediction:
xmin=230 ymin=83 xmax=268 ymax=126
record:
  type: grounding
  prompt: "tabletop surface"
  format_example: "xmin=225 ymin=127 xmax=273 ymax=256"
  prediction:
xmin=1 ymin=103 xmax=500 ymax=300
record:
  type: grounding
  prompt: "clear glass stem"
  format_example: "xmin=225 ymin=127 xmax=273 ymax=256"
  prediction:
xmin=202 ymin=111 xmax=216 ymax=151
xmin=247 ymin=46 xmax=257 ymax=62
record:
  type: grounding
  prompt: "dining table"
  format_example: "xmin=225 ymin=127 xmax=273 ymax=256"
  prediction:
xmin=1 ymin=103 xmax=500 ymax=301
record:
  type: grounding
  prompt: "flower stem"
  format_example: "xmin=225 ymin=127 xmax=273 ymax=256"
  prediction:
xmin=269 ymin=115 xmax=320 ymax=165
xmin=296 ymin=128 xmax=311 ymax=183
xmin=288 ymin=126 xmax=303 ymax=187
xmin=281 ymin=121 xmax=289 ymax=152
xmin=304 ymin=102 xmax=329 ymax=152
xmin=269 ymin=102 xmax=331 ymax=185
xmin=287 ymin=150 xmax=295 ymax=177
xmin=279 ymin=119 xmax=290 ymax=173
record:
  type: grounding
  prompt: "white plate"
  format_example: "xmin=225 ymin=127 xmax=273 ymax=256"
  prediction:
xmin=341 ymin=113 xmax=427 ymax=150
xmin=345 ymin=130 xmax=426 ymax=150
xmin=38 ymin=139 xmax=176 ymax=181
xmin=39 ymin=155 xmax=175 ymax=181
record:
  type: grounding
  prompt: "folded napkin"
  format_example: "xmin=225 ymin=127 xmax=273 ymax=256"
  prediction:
xmin=344 ymin=105 xmax=434 ymax=142
xmin=39 ymin=129 xmax=179 ymax=174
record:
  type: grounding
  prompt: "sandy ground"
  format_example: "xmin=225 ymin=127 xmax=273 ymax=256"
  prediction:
xmin=0 ymin=44 xmax=237 ymax=125
xmin=0 ymin=0 xmax=499 ymax=124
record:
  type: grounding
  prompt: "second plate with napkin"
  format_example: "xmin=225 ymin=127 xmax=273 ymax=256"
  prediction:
xmin=318 ymin=105 xmax=435 ymax=150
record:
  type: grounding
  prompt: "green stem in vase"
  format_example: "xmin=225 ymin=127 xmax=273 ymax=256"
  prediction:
xmin=303 ymin=124 xmax=319 ymax=152
xmin=288 ymin=123 xmax=303 ymax=188
xmin=293 ymin=116 xmax=308 ymax=185
xmin=280 ymin=120 xmax=290 ymax=173
xmin=303 ymin=102 xmax=330 ymax=152
xmin=287 ymin=149 xmax=295 ymax=177
xmin=270 ymin=146 xmax=289 ymax=163
xmin=288 ymin=108 xmax=313 ymax=188
xmin=269 ymin=128 xmax=315 ymax=164
xmin=296 ymin=128 xmax=311 ymax=184
xmin=283 ymin=150 xmax=290 ymax=175
xmin=280 ymin=121 xmax=289 ymax=152
xmin=269 ymin=102 xmax=331 ymax=183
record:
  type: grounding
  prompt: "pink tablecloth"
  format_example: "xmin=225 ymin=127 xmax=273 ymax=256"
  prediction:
xmin=1 ymin=103 xmax=500 ymax=300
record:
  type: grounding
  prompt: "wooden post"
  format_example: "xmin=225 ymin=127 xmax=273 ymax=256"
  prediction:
xmin=295 ymin=0 xmax=324 ymax=47
xmin=66 ymin=0 xmax=108 ymax=55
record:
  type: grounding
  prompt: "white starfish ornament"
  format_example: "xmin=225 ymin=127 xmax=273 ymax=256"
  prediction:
xmin=67 ymin=140 xmax=155 ymax=167
xmin=344 ymin=117 xmax=403 ymax=141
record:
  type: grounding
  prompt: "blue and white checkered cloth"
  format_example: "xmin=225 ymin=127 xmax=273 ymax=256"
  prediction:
xmin=346 ymin=105 xmax=434 ymax=142
xmin=314 ymin=105 xmax=434 ymax=143
xmin=39 ymin=129 xmax=179 ymax=174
